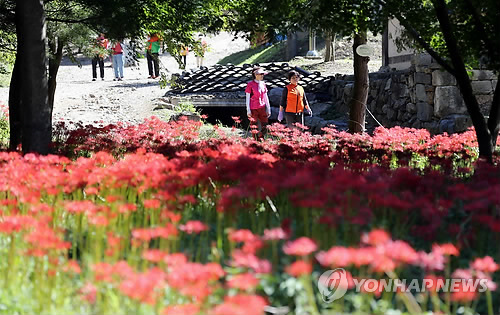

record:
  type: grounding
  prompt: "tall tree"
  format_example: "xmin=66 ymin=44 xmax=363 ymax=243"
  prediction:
xmin=2 ymin=0 xmax=228 ymax=154
xmin=378 ymin=0 xmax=500 ymax=161
xmin=227 ymin=0 xmax=385 ymax=133
xmin=10 ymin=0 xmax=50 ymax=153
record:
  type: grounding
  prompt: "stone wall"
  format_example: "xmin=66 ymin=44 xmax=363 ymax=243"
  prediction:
xmin=329 ymin=53 xmax=497 ymax=134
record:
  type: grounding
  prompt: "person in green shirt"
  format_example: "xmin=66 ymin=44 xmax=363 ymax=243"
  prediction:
xmin=146 ymin=33 xmax=160 ymax=78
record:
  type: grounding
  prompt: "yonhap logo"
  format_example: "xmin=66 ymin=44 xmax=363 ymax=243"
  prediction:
xmin=317 ymin=268 xmax=349 ymax=303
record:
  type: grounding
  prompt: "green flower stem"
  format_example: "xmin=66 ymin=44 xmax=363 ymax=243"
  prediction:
xmin=445 ymin=260 xmax=451 ymax=314
xmin=486 ymin=289 xmax=494 ymax=315
xmin=301 ymin=275 xmax=321 ymax=315
xmin=4 ymin=234 xmax=16 ymax=288
xmin=386 ymin=270 xmax=422 ymax=315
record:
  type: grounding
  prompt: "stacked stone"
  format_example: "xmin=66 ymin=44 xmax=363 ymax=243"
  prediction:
xmin=329 ymin=53 xmax=497 ymax=134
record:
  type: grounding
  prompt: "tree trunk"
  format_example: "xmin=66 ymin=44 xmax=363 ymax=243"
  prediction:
xmin=324 ymin=31 xmax=335 ymax=62
xmin=434 ymin=0 xmax=493 ymax=162
xmin=8 ymin=58 xmax=22 ymax=150
xmin=15 ymin=0 xmax=51 ymax=154
xmin=488 ymin=79 xmax=500 ymax=148
xmin=348 ymin=31 xmax=369 ymax=133
xmin=48 ymin=36 xmax=64 ymax=109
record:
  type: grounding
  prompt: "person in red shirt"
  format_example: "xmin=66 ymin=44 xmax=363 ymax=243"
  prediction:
xmin=111 ymin=40 xmax=124 ymax=80
xmin=278 ymin=70 xmax=312 ymax=128
xmin=245 ymin=67 xmax=271 ymax=139
xmin=92 ymin=33 xmax=109 ymax=81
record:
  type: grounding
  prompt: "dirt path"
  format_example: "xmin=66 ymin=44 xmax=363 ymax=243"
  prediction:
xmin=0 ymin=33 xmax=250 ymax=126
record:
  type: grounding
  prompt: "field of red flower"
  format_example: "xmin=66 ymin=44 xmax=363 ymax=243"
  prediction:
xmin=0 ymin=116 xmax=499 ymax=314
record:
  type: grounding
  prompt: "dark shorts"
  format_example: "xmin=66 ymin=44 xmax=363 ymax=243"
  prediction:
xmin=250 ymin=107 xmax=269 ymax=123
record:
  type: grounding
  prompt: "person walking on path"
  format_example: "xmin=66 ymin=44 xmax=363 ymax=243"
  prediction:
xmin=245 ymin=67 xmax=271 ymax=139
xmin=194 ymin=36 xmax=208 ymax=68
xmin=146 ymin=33 xmax=160 ymax=79
xmin=92 ymin=33 xmax=109 ymax=81
xmin=278 ymin=70 xmax=312 ymax=128
xmin=180 ymin=44 xmax=189 ymax=69
xmin=111 ymin=40 xmax=124 ymax=80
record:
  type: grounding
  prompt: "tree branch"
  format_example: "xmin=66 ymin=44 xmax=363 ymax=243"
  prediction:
xmin=462 ymin=0 xmax=497 ymax=64
xmin=434 ymin=0 xmax=492 ymax=160
xmin=374 ymin=0 xmax=456 ymax=75
xmin=46 ymin=16 xmax=97 ymax=23
xmin=397 ymin=14 xmax=456 ymax=75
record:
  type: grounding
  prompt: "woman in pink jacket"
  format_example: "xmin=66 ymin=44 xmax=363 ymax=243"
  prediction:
xmin=245 ymin=67 xmax=271 ymax=139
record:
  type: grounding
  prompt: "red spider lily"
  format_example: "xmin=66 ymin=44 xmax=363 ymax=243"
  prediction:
xmin=432 ymin=243 xmax=459 ymax=256
xmin=361 ymin=229 xmax=391 ymax=246
xmin=24 ymin=224 xmax=71 ymax=253
xmin=316 ymin=247 xmax=355 ymax=268
xmin=286 ymin=260 xmax=313 ymax=277
xmin=416 ymin=250 xmax=445 ymax=271
xmin=143 ymin=199 xmax=161 ymax=209
xmin=119 ymin=268 xmax=166 ymax=305
xmin=211 ymin=294 xmax=267 ymax=315
xmin=79 ymin=282 xmax=97 ymax=304
xmin=422 ymin=274 xmax=446 ymax=292
xmin=283 ymin=237 xmax=317 ymax=257
xmin=228 ymin=229 xmax=259 ymax=243
xmin=231 ymin=250 xmax=272 ymax=274
xmin=262 ymin=227 xmax=289 ymax=241
xmin=166 ymin=262 xmax=225 ymax=301
xmin=471 ymin=256 xmax=499 ymax=273
xmin=63 ymin=260 xmax=82 ymax=274
xmin=162 ymin=304 xmax=201 ymax=315
xmin=164 ymin=253 xmax=188 ymax=267
xmin=132 ymin=224 xmax=178 ymax=242
xmin=242 ymin=239 xmax=265 ymax=254
xmin=318 ymin=269 xmax=355 ymax=290
xmin=117 ymin=203 xmax=137 ymax=213
xmin=226 ymin=273 xmax=260 ymax=291
xmin=450 ymin=282 xmax=478 ymax=303
xmin=383 ymin=240 xmax=419 ymax=264
xmin=358 ymin=279 xmax=384 ymax=298
xmin=0 ymin=215 xmax=37 ymax=234
xmin=143 ymin=249 xmax=169 ymax=263
xmin=231 ymin=116 xmax=242 ymax=124
xmin=179 ymin=220 xmax=208 ymax=234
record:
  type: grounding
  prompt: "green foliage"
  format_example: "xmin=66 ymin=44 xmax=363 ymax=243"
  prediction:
xmin=176 ymin=100 xmax=198 ymax=114
xmin=217 ymin=41 xmax=286 ymax=65
xmin=0 ymin=105 xmax=9 ymax=149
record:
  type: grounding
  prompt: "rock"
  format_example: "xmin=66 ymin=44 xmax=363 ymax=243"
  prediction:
xmin=417 ymin=102 xmax=433 ymax=121
xmin=153 ymin=103 xmax=174 ymax=110
xmin=470 ymin=70 xmax=497 ymax=81
xmin=269 ymin=107 xmax=280 ymax=121
xmin=406 ymin=103 xmax=417 ymax=114
xmin=471 ymin=81 xmax=493 ymax=95
xmin=414 ymin=73 xmax=431 ymax=85
xmin=268 ymin=88 xmax=284 ymax=107
xmin=432 ymin=70 xmax=456 ymax=86
xmin=434 ymin=86 xmax=466 ymax=117
xmin=310 ymin=102 xmax=332 ymax=117
xmin=169 ymin=112 xmax=201 ymax=122
xmin=415 ymin=84 xmax=427 ymax=102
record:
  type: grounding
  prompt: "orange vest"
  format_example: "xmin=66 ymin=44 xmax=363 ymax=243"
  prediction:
xmin=285 ymin=84 xmax=305 ymax=113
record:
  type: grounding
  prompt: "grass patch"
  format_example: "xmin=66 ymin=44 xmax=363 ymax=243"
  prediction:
xmin=217 ymin=41 xmax=287 ymax=65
